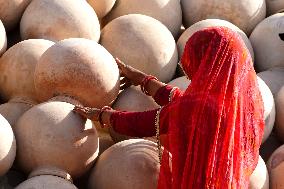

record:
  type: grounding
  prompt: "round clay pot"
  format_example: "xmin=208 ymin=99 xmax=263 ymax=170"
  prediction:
xmin=0 ymin=114 xmax=16 ymax=176
xmin=14 ymin=100 xmax=99 ymax=178
xmin=177 ymin=19 xmax=254 ymax=61
xmin=0 ymin=0 xmax=31 ymax=31
xmin=257 ymin=67 xmax=284 ymax=97
xmin=87 ymin=0 xmax=116 ymax=19
xmin=15 ymin=166 xmax=77 ymax=189
xmin=250 ymin=13 xmax=284 ymax=72
xmin=100 ymin=14 xmax=178 ymax=83
xmin=20 ymin=0 xmax=100 ymax=42
xmin=249 ymin=156 xmax=269 ymax=189
xmin=267 ymin=145 xmax=284 ymax=188
xmin=0 ymin=39 xmax=54 ymax=102
xmin=34 ymin=38 xmax=120 ymax=108
xmin=102 ymin=0 xmax=182 ymax=38
xmin=0 ymin=19 xmax=7 ymax=56
xmin=181 ymin=0 xmax=266 ymax=35
xmin=88 ymin=139 xmax=160 ymax=189
xmin=275 ymin=86 xmax=284 ymax=142
xmin=266 ymin=0 xmax=284 ymax=16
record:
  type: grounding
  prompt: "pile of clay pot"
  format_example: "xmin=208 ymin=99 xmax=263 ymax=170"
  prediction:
xmin=0 ymin=0 xmax=284 ymax=188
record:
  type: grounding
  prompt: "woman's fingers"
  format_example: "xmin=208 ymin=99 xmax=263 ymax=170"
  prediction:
xmin=73 ymin=106 xmax=89 ymax=118
xmin=73 ymin=106 xmax=100 ymax=120
xmin=115 ymin=58 xmax=126 ymax=69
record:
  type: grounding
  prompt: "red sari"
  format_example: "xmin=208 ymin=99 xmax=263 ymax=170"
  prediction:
xmin=158 ymin=27 xmax=264 ymax=188
xmin=112 ymin=27 xmax=264 ymax=188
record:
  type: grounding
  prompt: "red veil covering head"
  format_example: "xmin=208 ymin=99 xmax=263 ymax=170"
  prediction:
xmin=157 ymin=27 xmax=264 ymax=188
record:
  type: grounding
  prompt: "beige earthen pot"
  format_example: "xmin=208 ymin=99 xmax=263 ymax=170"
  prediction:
xmin=34 ymin=38 xmax=120 ymax=108
xmin=257 ymin=67 xmax=284 ymax=97
xmin=0 ymin=0 xmax=31 ymax=31
xmin=100 ymin=14 xmax=178 ymax=83
xmin=102 ymin=0 xmax=182 ymax=38
xmin=177 ymin=19 xmax=254 ymax=61
xmin=257 ymin=76 xmax=275 ymax=144
xmin=249 ymin=156 xmax=269 ymax=189
xmin=250 ymin=13 xmax=284 ymax=72
xmin=267 ymin=145 xmax=284 ymax=188
xmin=15 ymin=166 xmax=77 ymax=189
xmin=89 ymin=139 xmax=160 ymax=189
xmin=0 ymin=99 xmax=34 ymax=129
xmin=0 ymin=19 xmax=7 ymax=56
xmin=0 ymin=114 xmax=16 ymax=177
xmin=275 ymin=86 xmax=284 ymax=142
xmin=181 ymin=0 xmax=266 ymax=35
xmin=87 ymin=0 xmax=116 ymax=19
xmin=14 ymin=99 xmax=99 ymax=179
xmin=110 ymin=86 xmax=159 ymax=142
xmin=0 ymin=39 xmax=54 ymax=102
xmin=266 ymin=0 xmax=284 ymax=16
xmin=20 ymin=0 xmax=100 ymax=42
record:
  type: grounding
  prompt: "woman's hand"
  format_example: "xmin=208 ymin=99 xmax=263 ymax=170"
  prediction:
xmin=73 ymin=106 xmax=100 ymax=121
xmin=115 ymin=58 xmax=147 ymax=89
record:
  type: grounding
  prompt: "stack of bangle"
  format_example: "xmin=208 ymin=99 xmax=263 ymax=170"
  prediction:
xmin=98 ymin=106 xmax=112 ymax=127
xmin=140 ymin=75 xmax=158 ymax=96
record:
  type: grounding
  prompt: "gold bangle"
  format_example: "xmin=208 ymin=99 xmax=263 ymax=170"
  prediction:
xmin=155 ymin=107 xmax=163 ymax=164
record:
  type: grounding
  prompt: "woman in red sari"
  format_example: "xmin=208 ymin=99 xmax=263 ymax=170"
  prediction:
xmin=74 ymin=27 xmax=264 ymax=188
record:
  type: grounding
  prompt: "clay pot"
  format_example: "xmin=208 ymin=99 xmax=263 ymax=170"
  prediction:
xmin=257 ymin=67 xmax=284 ymax=97
xmin=34 ymin=38 xmax=120 ymax=108
xmin=266 ymin=0 xmax=284 ymax=16
xmin=88 ymin=139 xmax=160 ymax=189
xmin=267 ymin=145 xmax=284 ymax=188
xmin=257 ymin=76 xmax=275 ymax=143
xmin=0 ymin=99 xmax=34 ymax=129
xmin=275 ymin=86 xmax=284 ymax=142
xmin=177 ymin=19 xmax=254 ymax=61
xmin=14 ymin=100 xmax=99 ymax=178
xmin=249 ymin=156 xmax=269 ymax=189
xmin=0 ymin=0 xmax=31 ymax=31
xmin=20 ymin=0 xmax=100 ymax=42
xmin=0 ymin=39 xmax=54 ymax=102
xmin=87 ymin=0 xmax=116 ymax=19
xmin=110 ymin=86 xmax=159 ymax=142
xmin=102 ymin=0 xmax=182 ymax=38
xmin=113 ymin=86 xmax=159 ymax=112
xmin=0 ymin=19 xmax=7 ymax=56
xmin=15 ymin=166 xmax=77 ymax=189
xmin=250 ymin=13 xmax=284 ymax=72
xmin=181 ymin=0 xmax=266 ymax=35
xmin=0 ymin=114 xmax=16 ymax=176
xmin=101 ymin=14 xmax=178 ymax=83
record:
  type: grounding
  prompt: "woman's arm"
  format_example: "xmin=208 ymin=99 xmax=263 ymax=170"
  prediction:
xmin=101 ymin=108 xmax=168 ymax=137
xmin=115 ymin=58 xmax=184 ymax=105
xmin=74 ymin=106 xmax=169 ymax=137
